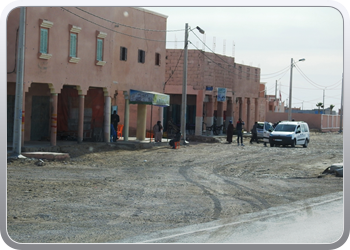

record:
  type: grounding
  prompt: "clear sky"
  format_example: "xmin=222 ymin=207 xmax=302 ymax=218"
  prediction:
xmin=144 ymin=6 xmax=344 ymax=111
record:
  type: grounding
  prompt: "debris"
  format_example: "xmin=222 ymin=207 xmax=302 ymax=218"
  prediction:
xmin=321 ymin=163 xmax=343 ymax=177
xmin=35 ymin=159 xmax=45 ymax=166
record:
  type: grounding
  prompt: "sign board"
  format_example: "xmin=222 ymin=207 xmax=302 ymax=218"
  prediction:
xmin=129 ymin=89 xmax=170 ymax=107
xmin=217 ymin=88 xmax=227 ymax=102
xmin=206 ymin=86 xmax=213 ymax=91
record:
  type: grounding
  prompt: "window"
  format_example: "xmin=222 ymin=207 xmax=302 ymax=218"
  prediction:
xmin=97 ymin=38 xmax=103 ymax=61
xmin=38 ymin=19 xmax=53 ymax=59
xmin=138 ymin=49 xmax=145 ymax=63
xmin=40 ymin=28 xmax=48 ymax=54
xmin=120 ymin=47 xmax=127 ymax=61
xmin=155 ymin=53 xmax=160 ymax=66
xmin=70 ymin=33 xmax=77 ymax=57
xmin=69 ymin=25 xmax=81 ymax=63
xmin=96 ymin=31 xmax=107 ymax=66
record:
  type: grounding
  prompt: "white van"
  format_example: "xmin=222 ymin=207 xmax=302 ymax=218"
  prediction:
xmin=256 ymin=121 xmax=274 ymax=145
xmin=269 ymin=121 xmax=310 ymax=147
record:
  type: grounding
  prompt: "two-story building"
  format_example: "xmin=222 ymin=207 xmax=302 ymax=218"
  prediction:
xmin=7 ymin=7 xmax=168 ymax=146
xmin=164 ymin=49 xmax=266 ymax=136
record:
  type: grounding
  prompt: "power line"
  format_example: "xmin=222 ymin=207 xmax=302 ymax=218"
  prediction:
xmin=61 ymin=7 xmax=177 ymax=43
xmin=75 ymin=7 xmax=185 ymax=33
xmin=295 ymin=64 xmax=342 ymax=89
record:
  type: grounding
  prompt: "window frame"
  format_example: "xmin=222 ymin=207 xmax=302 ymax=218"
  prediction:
xmin=155 ymin=53 xmax=160 ymax=66
xmin=69 ymin=32 xmax=77 ymax=58
xmin=38 ymin=19 xmax=53 ymax=60
xmin=138 ymin=49 xmax=145 ymax=64
xmin=120 ymin=46 xmax=127 ymax=61
xmin=96 ymin=31 xmax=107 ymax=66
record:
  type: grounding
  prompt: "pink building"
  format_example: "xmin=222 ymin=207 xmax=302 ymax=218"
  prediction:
xmin=164 ymin=49 xmax=266 ymax=135
xmin=7 ymin=7 xmax=167 ymax=146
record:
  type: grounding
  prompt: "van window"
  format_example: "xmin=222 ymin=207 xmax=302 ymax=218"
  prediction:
xmin=302 ymin=124 xmax=309 ymax=132
xmin=274 ymin=124 xmax=296 ymax=132
xmin=296 ymin=126 xmax=301 ymax=133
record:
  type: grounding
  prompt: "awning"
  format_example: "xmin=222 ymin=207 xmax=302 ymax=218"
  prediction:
xmin=129 ymin=89 xmax=170 ymax=107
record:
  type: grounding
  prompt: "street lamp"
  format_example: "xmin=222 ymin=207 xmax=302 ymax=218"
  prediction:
xmin=288 ymin=58 xmax=305 ymax=121
xmin=181 ymin=24 xmax=205 ymax=144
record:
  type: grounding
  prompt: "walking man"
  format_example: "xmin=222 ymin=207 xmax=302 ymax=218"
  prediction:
xmin=250 ymin=121 xmax=259 ymax=144
xmin=236 ymin=118 xmax=245 ymax=146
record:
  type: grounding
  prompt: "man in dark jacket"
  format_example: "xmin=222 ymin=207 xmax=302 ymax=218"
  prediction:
xmin=226 ymin=120 xmax=234 ymax=144
xmin=111 ymin=111 xmax=120 ymax=141
xmin=250 ymin=122 xmax=259 ymax=144
xmin=236 ymin=118 xmax=245 ymax=146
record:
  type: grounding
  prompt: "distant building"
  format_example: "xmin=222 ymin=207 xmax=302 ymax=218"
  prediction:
xmin=164 ymin=49 xmax=266 ymax=134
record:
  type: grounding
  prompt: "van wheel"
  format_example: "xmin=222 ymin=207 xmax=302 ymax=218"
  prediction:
xmin=303 ymin=139 xmax=308 ymax=148
xmin=291 ymin=139 xmax=296 ymax=147
xmin=270 ymin=143 xmax=274 ymax=147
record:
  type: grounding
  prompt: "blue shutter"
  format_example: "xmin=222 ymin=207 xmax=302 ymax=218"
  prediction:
xmin=70 ymin=33 xmax=77 ymax=57
xmin=40 ymin=28 xmax=48 ymax=53
xmin=97 ymin=38 xmax=103 ymax=61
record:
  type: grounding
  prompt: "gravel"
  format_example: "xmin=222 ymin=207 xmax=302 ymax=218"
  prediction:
xmin=6 ymin=132 xmax=343 ymax=243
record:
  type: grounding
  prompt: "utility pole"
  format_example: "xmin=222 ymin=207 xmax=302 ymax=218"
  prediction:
xmin=181 ymin=23 xmax=189 ymax=144
xmin=12 ymin=7 xmax=26 ymax=157
xmin=339 ymin=73 xmax=344 ymax=133
xmin=323 ymin=89 xmax=325 ymax=114
xmin=288 ymin=58 xmax=294 ymax=121
xmin=275 ymin=80 xmax=277 ymax=101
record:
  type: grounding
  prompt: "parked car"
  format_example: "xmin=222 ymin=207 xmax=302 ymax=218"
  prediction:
xmin=269 ymin=121 xmax=310 ymax=147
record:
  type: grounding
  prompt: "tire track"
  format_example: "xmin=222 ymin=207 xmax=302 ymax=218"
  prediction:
xmin=179 ymin=165 xmax=222 ymax=220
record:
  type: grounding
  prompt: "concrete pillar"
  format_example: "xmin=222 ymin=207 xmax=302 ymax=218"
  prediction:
xmin=136 ymin=104 xmax=147 ymax=140
xmin=217 ymin=101 xmax=224 ymax=134
xmin=206 ymin=96 xmax=214 ymax=135
xmin=225 ymin=98 xmax=233 ymax=130
xmin=21 ymin=94 xmax=25 ymax=146
xmin=123 ymin=91 xmax=130 ymax=141
xmin=104 ymin=96 xmax=111 ymax=142
xmin=195 ymin=90 xmax=204 ymax=136
xmin=241 ymin=97 xmax=247 ymax=128
xmin=255 ymin=98 xmax=259 ymax=123
xmin=77 ymin=95 xmax=85 ymax=143
xmin=50 ymin=93 xmax=58 ymax=146
xmin=247 ymin=98 xmax=251 ymax=131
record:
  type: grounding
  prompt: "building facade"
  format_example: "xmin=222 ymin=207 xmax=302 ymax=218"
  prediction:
xmin=7 ymin=7 xmax=167 ymax=146
xmin=164 ymin=49 xmax=266 ymax=136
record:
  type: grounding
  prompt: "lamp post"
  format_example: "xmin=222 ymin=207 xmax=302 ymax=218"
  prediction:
xmin=181 ymin=24 xmax=204 ymax=144
xmin=288 ymin=58 xmax=305 ymax=121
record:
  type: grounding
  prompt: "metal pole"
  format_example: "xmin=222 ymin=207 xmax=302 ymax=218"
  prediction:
xmin=12 ymin=7 xmax=26 ymax=156
xmin=339 ymin=73 xmax=344 ymax=133
xmin=288 ymin=58 xmax=293 ymax=121
xmin=323 ymin=89 xmax=325 ymax=114
xmin=181 ymin=23 xmax=188 ymax=144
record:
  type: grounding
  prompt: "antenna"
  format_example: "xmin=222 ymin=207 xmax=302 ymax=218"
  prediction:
xmin=232 ymin=41 xmax=235 ymax=57
xmin=174 ymin=34 xmax=177 ymax=49
xmin=212 ymin=37 xmax=216 ymax=53
xmin=223 ymin=39 xmax=226 ymax=55
xmin=202 ymin=34 xmax=206 ymax=51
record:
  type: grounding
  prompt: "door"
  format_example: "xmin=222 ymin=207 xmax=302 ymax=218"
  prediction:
xmin=31 ymin=96 xmax=50 ymax=141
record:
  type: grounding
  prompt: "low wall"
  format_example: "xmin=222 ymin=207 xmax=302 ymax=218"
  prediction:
xmin=266 ymin=112 xmax=341 ymax=132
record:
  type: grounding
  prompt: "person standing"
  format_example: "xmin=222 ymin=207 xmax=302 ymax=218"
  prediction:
xmin=153 ymin=121 xmax=163 ymax=142
xmin=250 ymin=121 xmax=259 ymax=144
xmin=226 ymin=120 xmax=234 ymax=144
xmin=236 ymin=118 xmax=245 ymax=146
xmin=111 ymin=110 xmax=120 ymax=141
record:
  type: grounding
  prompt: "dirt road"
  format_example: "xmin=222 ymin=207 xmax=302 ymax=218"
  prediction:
xmin=6 ymin=132 xmax=343 ymax=243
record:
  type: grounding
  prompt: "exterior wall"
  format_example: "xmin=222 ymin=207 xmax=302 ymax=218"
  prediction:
xmin=7 ymin=7 xmax=167 ymax=141
xmin=165 ymin=49 xmax=266 ymax=133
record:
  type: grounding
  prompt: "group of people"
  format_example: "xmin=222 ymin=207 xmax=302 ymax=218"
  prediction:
xmin=226 ymin=118 xmax=247 ymax=146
